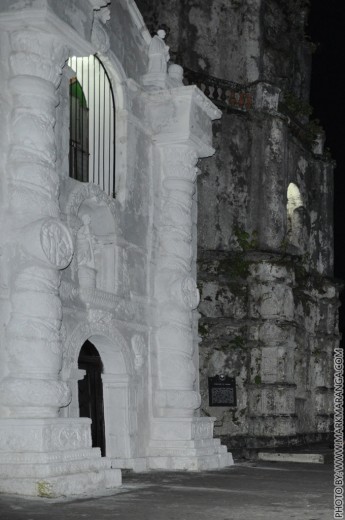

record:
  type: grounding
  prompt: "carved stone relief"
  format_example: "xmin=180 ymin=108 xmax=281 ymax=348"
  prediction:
xmin=64 ymin=182 xmax=118 ymax=222
xmin=91 ymin=15 xmax=110 ymax=53
xmin=62 ymin=183 xmax=124 ymax=294
xmin=62 ymin=319 xmax=134 ymax=381
xmin=0 ymin=377 xmax=71 ymax=413
xmin=131 ymin=334 xmax=146 ymax=371
xmin=41 ymin=219 xmax=73 ymax=269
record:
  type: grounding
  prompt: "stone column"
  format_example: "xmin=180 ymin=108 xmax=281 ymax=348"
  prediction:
xmin=0 ymin=30 xmax=73 ymax=418
xmin=147 ymin=86 xmax=233 ymax=470
xmin=154 ymin=144 xmax=201 ymax=418
xmin=0 ymin=23 xmax=120 ymax=496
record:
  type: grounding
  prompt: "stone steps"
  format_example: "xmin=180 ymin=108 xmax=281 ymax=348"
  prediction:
xmin=0 ymin=448 xmax=100 ymax=465
xmin=0 ymin=455 xmax=111 ymax=478
xmin=148 ymin=451 xmax=233 ymax=471
xmin=149 ymin=442 xmax=228 ymax=458
xmin=0 ymin=467 xmax=121 ymax=497
xmin=149 ymin=437 xmax=222 ymax=449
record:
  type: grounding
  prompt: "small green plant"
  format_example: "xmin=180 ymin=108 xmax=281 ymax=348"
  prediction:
xmin=282 ymin=91 xmax=313 ymax=120
xmin=281 ymin=91 xmax=326 ymax=149
xmin=305 ymin=118 xmax=323 ymax=146
xmin=218 ymin=227 xmax=259 ymax=279
xmin=218 ymin=256 xmax=249 ymax=279
xmin=279 ymin=236 xmax=290 ymax=255
xmin=37 ymin=481 xmax=54 ymax=498
xmin=232 ymin=335 xmax=245 ymax=348
xmin=313 ymin=348 xmax=322 ymax=359
xmin=198 ymin=322 xmax=209 ymax=337
xmin=230 ymin=409 xmax=241 ymax=426
xmin=234 ymin=227 xmax=258 ymax=251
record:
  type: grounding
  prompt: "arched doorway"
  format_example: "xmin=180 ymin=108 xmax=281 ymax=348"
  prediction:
xmin=62 ymin=322 xmax=139 ymax=468
xmin=78 ymin=340 xmax=106 ymax=456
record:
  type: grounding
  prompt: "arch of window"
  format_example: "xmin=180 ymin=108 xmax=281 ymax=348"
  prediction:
xmin=287 ymin=183 xmax=303 ymax=217
xmin=68 ymin=55 xmax=116 ymax=198
xmin=287 ymin=182 xmax=306 ymax=249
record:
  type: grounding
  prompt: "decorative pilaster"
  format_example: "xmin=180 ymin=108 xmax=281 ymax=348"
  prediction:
xmin=0 ymin=30 xmax=73 ymax=418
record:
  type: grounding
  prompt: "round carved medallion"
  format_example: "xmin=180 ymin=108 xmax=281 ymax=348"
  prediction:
xmin=40 ymin=219 xmax=73 ymax=269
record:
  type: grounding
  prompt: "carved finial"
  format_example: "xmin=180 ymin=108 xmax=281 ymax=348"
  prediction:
xmin=167 ymin=64 xmax=184 ymax=88
xmin=141 ymin=26 xmax=171 ymax=90
xmin=148 ymin=29 xmax=170 ymax=75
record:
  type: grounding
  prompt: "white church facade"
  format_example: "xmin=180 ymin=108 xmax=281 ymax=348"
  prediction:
xmin=0 ymin=0 xmax=232 ymax=497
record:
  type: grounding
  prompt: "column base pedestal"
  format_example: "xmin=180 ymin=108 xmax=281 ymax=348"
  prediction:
xmin=0 ymin=418 xmax=121 ymax=497
xmin=147 ymin=417 xmax=233 ymax=471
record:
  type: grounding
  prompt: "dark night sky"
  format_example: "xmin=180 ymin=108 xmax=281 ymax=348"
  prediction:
xmin=309 ymin=0 xmax=345 ymax=337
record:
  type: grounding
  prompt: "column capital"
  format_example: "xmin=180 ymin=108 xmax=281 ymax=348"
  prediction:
xmin=161 ymin=145 xmax=199 ymax=184
xmin=0 ymin=2 xmax=94 ymax=58
xmin=9 ymin=29 xmax=69 ymax=87
xmin=146 ymin=85 xmax=221 ymax=158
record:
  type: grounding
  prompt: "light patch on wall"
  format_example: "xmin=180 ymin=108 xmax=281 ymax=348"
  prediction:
xmin=287 ymin=182 xmax=303 ymax=218
xmin=287 ymin=182 xmax=307 ymax=252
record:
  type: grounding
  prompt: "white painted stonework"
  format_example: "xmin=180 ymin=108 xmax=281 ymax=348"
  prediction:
xmin=0 ymin=0 xmax=232 ymax=497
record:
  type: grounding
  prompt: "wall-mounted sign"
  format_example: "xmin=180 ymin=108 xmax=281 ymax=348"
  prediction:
xmin=208 ymin=375 xmax=237 ymax=407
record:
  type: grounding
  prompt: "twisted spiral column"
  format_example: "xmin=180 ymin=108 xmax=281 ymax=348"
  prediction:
xmin=154 ymin=144 xmax=201 ymax=417
xmin=0 ymin=30 xmax=73 ymax=417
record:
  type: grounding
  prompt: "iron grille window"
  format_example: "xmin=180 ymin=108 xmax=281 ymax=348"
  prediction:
xmin=68 ymin=55 xmax=116 ymax=197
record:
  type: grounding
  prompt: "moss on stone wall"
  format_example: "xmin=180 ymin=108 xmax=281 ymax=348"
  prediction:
xmin=37 ymin=481 xmax=54 ymax=498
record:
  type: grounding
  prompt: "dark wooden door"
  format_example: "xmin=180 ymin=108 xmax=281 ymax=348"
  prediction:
xmin=78 ymin=340 xmax=106 ymax=456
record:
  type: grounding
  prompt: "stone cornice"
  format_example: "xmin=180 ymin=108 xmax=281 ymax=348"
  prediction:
xmin=147 ymin=85 xmax=221 ymax=121
xmin=146 ymin=85 xmax=219 ymax=158
xmin=0 ymin=6 xmax=93 ymax=56
xmin=188 ymin=85 xmax=222 ymax=121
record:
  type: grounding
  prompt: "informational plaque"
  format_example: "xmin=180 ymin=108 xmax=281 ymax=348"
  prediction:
xmin=208 ymin=375 xmax=237 ymax=407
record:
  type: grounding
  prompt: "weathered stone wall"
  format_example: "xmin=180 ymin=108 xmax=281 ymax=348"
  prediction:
xmin=137 ymin=0 xmax=340 ymax=453
xmin=136 ymin=0 xmax=311 ymax=94
xmin=198 ymin=105 xmax=334 ymax=274
xmin=197 ymin=104 xmax=339 ymax=450
xmin=198 ymin=249 xmax=340 ymax=451
xmin=261 ymin=0 xmax=312 ymax=99
xmin=136 ymin=0 xmax=261 ymax=82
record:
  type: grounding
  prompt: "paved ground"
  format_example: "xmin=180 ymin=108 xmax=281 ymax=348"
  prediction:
xmin=0 ymin=461 xmax=334 ymax=520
